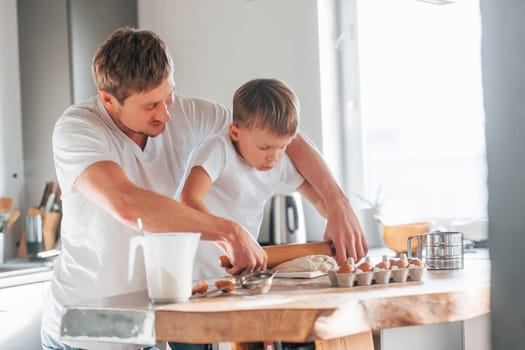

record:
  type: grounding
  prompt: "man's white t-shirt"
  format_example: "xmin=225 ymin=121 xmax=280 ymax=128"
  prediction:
xmin=43 ymin=94 xmax=229 ymax=349
xmin=187 ymin=133 xmax=305 ymax=279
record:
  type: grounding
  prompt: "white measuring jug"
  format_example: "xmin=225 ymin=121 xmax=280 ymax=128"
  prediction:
xmin=129 ymin=232 xmax=201 ymax=303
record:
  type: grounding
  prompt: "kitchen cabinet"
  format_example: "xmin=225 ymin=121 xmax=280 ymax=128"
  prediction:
xmin=380 ymin=314 xmax=490 ymax=350
xmin=17 ymin=0 xmax=137 ymax=209
xmin=0 ymin=0 xmax=137 ymax=262
xmin=0 ymin=280 xmax=49 ymax=348
xmin=380 ymin=322 xmax=463 ymax=350
xmin=0 ymin=0 xmax=24 ymax=224
xmin=464 ymin=314 xmax=491 ymax=350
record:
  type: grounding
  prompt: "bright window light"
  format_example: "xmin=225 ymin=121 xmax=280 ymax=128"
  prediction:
xmin=352 ymin=0 xmax=486 ymax=222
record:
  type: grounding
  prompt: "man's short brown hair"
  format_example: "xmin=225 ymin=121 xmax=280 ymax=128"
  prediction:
xmin=92 ymin=27 xmax=173 ymax=103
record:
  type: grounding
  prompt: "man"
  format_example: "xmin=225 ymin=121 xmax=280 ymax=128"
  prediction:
xmin=41 ymin=27 xmax=367 ymax=350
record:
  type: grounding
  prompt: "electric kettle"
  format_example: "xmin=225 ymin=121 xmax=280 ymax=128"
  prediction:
xmin=258 ymin=192 xmax=307 ymax=245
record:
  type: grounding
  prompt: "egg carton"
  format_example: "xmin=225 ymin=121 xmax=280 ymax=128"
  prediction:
xmin=328 ymin=265 xmax=425 ymax=287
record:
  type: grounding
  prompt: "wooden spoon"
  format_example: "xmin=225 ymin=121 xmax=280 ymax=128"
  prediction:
xmin=0 ymin=197 xmax=13 ymax=213
xmin=6 ymin=210 xmax=20 ymax=231
xmin=43 ymin=212 xmax=61 ymax=250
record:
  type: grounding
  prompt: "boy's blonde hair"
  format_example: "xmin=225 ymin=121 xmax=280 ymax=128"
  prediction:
xmin=92 ymin=27 xmax=173 ymax=103
xmin=232 ymin=78 xmax=299 ymax=136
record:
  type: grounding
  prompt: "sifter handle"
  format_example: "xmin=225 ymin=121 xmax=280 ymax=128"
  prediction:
xmin=407 ymin=233 xmax=425 ymax=259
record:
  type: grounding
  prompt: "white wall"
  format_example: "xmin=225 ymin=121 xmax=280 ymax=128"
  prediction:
xmin=138 ymin=0 xmax=331 ymax=240
xmin=138 ymin=0 xmax=323 ymax=145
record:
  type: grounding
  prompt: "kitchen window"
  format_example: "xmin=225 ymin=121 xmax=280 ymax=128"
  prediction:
xmin=337 ymin=0 xmax=487 ymax=223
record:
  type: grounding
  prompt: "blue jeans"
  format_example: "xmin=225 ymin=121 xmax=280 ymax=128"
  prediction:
xmin=41 ymin=327 xmax=187 ymax=350
xmin=41 ymin=328 xmax=82 ymax=350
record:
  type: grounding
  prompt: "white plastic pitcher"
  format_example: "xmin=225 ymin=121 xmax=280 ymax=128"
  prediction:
xmin=129 ymin=232 xmax=201 ymax=303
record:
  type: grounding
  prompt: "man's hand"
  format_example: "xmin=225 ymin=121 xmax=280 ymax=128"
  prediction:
xmin=223 ymin=224 xmax=268 ymax=276
xmin=323 ymin=197 xmax=368 ymax=266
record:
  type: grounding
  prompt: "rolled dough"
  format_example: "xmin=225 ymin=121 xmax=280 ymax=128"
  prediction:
xmin=272 ymin=254 xmax=338 ymax=272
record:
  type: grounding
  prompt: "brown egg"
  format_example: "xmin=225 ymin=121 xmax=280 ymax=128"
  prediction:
xmin=215 ymin=278 xmax=236 ymax=293
xmin=338 ymin=263 xmax=355 ymax=273
xmin=358 ymin=257 xmax=374 ymax=272
xmin=375 ymin=255 xmax=391 ymax=270
xmin=408 ymin=258 xmax=425 ymax=267
xmin=219 ymin=255 xmax=233 ymax=268
xmin=192 ymin=279 xmax=208 ymax=294
xmin=375 ymin=261 xmax=390 ymax=270
xmin=390 ymin=259 xmax=408 ymax=269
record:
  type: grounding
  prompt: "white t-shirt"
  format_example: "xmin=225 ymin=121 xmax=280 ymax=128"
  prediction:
xmin=42 ymin=94 xmax=230 ymax=349
xmin=188 ymin=133 xmax=305 ymax=279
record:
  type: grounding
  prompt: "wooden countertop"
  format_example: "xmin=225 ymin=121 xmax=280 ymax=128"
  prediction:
xmin=60 ymin=249 xmax=490 ymax=346
xmin=155 ymin=252 xmax=490 ymax=343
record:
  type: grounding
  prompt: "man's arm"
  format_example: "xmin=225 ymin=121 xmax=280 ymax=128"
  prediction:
xmin=75 ymin=160 xmax=267 ymax=274
xmin=286 ymin=134 xmax=368 ymax=265
xmin=296 ymin=180 xmax=327 ymax=219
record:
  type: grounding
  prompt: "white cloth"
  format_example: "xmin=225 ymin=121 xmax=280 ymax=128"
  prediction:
xmin=187 ymin=133 xmax=305 ymax=279
xmin=42 ymin=94 xmax=230 ymax=349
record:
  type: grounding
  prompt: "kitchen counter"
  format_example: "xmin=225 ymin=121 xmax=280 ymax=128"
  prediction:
xmin=0 ymin=258 xmax=54 ymax=288
xmin=0 ymin=258 xmax=54 ymax=349
xmin=60 ymin=249 xmax=490 ymax=348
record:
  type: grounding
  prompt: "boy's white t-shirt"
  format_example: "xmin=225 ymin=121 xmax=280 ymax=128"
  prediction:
xmin=43 ymin=94 xmax=230 ymax=349
xmin=187 ymin=133 xmax=305 ymax=279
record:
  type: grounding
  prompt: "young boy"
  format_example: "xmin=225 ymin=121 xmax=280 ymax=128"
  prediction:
xmin=180 ymin=78 xmax=327 ymax=278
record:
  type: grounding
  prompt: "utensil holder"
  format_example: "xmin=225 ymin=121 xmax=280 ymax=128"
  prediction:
xmin=25 ymin=214 xmax=43 ymax=259
xmin=0 ymin=232 xmax=5 ymax=263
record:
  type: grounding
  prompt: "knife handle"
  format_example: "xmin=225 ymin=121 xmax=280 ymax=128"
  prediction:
xmin=219 ymin=241 xmax=335 ymax=269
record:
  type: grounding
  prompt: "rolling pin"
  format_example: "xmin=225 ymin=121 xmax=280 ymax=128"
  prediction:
xmin=219 ymin=241 xmax=336 ymax=269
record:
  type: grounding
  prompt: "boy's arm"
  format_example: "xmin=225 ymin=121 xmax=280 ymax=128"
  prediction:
xmin=286 ymin=134 xmax=368 ymax=265
xmin=180 ymin=166 xmax=258 ymax=274
xmin=180 ymin=166 xmax=213 ymax=213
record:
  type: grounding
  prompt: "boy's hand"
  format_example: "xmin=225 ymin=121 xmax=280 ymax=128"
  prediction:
xmin=223 ymin=225 xmax=267 ymax=276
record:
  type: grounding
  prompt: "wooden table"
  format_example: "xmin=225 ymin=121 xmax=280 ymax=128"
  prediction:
xmin=61 ymin=250 xmax=490 ymax=349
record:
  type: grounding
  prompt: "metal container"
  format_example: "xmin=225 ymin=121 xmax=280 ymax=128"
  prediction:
xmin=0 ymin=232 xmax=5 ymax=263
xmin=407 ymin=231 xmax=464 ymax=270
xmin=25 ymin=214 xmax=43 ymax=259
